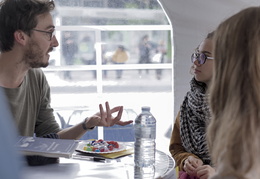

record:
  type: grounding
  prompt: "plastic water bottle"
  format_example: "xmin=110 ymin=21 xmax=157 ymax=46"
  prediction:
xmin=134 ymin=106 xmax=156 ymax=179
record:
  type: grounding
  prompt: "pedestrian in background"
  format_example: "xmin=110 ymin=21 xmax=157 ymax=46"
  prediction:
xmin=152 ymin=40 xmax=167 ymax=80
xmin=62 ymin=31 xmax=78 ymax=80
xmin=112 ymin=45 xmax=129 ymax=79
xmin=138 ymin=35 xmax=152 ymax=76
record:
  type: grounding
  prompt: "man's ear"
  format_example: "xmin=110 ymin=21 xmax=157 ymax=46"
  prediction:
xmin=13 ymin=30 xmax=28 ymax=46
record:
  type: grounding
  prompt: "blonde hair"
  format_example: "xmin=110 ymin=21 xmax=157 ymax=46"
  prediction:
xmin=207 ymin=6 xmax=260 ymax=178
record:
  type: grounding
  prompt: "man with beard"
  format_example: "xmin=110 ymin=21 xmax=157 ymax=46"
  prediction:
xmin=0 ymin=0 xmax=133 ymax=140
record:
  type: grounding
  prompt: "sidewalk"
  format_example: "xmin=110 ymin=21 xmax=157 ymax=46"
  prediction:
xmin=45 ymin=69 xmax=172 ymax=93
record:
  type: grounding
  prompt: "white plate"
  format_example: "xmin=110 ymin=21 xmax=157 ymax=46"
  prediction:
xmin=76 ymin=140 xmax=126 ymax=154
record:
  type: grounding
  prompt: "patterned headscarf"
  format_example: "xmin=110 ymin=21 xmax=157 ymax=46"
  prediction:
xmin=180 ymin=77 xmax=211 ymax=165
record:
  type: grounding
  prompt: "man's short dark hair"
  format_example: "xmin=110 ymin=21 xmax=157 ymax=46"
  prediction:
xmin=0 ymin=0 xmax=55 ymax=52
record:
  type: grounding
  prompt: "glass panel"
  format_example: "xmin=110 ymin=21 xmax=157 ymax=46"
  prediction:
xmin=55 ymin=0 xmax=168 ymax=26
xmin=45 ymin=0 xmax=173 ymax=155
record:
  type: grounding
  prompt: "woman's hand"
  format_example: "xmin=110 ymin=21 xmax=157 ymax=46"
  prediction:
xmin=183 ymin=156 xmax=203 ymax=176
xmin=196 ymin=165 xmax=215 ymax=179
xmin=86 ymin=101 xmax=133 ymax=128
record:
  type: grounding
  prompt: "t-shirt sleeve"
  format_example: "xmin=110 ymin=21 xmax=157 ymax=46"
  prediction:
xmin=33 ymin=69 xmax=61 ymax=137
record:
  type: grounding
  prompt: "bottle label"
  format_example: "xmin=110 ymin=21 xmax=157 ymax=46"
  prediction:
xmin=134 ymin=124 xmax=156 ymax=139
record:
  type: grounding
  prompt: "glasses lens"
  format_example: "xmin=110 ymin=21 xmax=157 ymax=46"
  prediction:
xmin=50 ymin=33 xmax=53 ymax=40
xmin=198 ymin=53 xmax=206 ymax=64
xmin=49 ymin=30 xmax=55 ymax=40
xmin=191 ymin=52 xmax=207 ymax=64
xmin=191 ymin=53 xmax=197 ymax=63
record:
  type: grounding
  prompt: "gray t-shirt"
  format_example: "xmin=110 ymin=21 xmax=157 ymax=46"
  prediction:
xmin=4 ymin=68 xmax=61 ymax=137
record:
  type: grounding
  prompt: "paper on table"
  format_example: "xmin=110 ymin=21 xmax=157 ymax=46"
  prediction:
xmin=15 ymin=136 xmax=79 ymax=158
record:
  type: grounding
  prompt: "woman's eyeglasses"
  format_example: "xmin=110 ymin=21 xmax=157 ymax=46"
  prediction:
xmin=32 ymin=29 xmax=55 ymax=41
xmin=191 ymin=52 xmax=214 ymax=65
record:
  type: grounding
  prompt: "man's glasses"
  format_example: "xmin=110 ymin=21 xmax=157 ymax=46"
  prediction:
xmin=191 ymin=52 xmax=214 ymax=65
xmin=32 ymin=29 xmax=55 ymax=41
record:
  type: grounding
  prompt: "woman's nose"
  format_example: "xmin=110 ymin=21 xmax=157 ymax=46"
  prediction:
xmin=193 ymin=58 xmax=201 ymax=66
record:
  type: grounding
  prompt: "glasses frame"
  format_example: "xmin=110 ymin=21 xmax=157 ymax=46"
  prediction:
xmin=191 ymin=52 xmax=214 ymax=65
xmin=32 ymin=29 xmax=55 ymax=41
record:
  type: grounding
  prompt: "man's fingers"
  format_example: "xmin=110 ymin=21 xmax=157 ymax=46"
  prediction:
xmin=97 ymin=103 xmax=129 ymax=127
xmin=116 ymin=120 xmax=133 ymax=126
xmin=116 ymin=106 xmax=123 ymax=119
xmin=110 ymin=106 xmax=122 ymax=113
xmin=105 ymin=102 xmax=111 ymax=118
xmin=108 ymin=106 xmax=124 ymax=127
xmin=99 ymin=104 xmax=105 ymax=119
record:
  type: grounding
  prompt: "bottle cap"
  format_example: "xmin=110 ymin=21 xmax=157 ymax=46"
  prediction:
xmin=141 ymin=106 xmax=150 ymax=112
